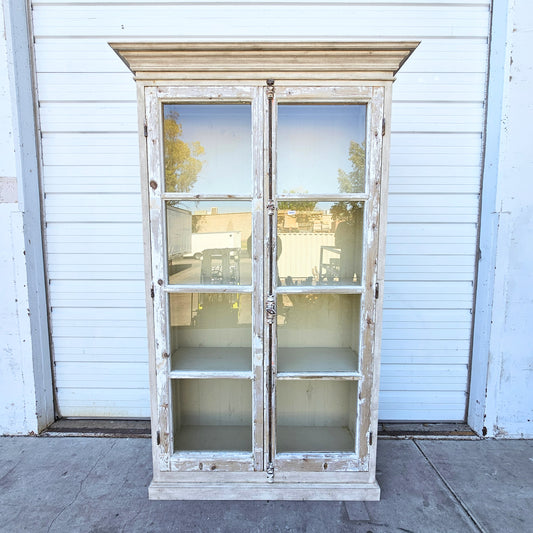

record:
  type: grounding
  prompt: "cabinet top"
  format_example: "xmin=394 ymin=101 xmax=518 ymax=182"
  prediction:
xmin=110 ymin=41 xmax=419 ymax=83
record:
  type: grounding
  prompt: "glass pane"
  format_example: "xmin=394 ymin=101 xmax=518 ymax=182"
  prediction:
xmin=169 ymin=292 xmax=252 ymax=373
xmin=167 ymin=201 xmax=252 ymax=286
xmin=276 ymin=380 xmax=357 ymax=452
xmin=277 ymin=294 xmax=360 ymax=372
xmin=172 ymin=379 xmax=252 ymax=452
xmin=277 ymin=202 xmax=363 ymax=286
xmin=277 ymin=104 xmax=366 ymax=195
xmin=163 ymin=104 xmax=252 ymax=194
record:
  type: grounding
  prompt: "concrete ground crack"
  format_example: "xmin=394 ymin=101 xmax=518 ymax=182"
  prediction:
xmin=46 ymin=440 xmax=118 ymax=532
xmin=413 ymin=439 xmax=487 ymax=533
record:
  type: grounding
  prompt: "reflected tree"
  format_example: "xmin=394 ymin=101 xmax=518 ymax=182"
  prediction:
xmin=332 ymin=141 xmax=365 ymax=224
xmin=164 ymin=112 xmax=205 ymax=192
xmin=337 ymin=141 xmax=365 ymax=194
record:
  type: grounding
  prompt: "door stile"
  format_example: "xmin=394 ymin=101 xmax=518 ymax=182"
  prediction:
xmin=357 ymin=87 xmax=385 ymax=467
xmin=251 ymin=86 xmax=265 ymax=471
xmin=146 ymin=87 xmax=172 ymax=471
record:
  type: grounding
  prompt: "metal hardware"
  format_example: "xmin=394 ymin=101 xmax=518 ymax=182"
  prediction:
xmin=375 ymin=282 xmax=379 ymax=300
xmin=266 ymin=295 xmax=277 ymax=324
xmin=144 ymin=123 xmax=148 ymax=137
xmin=266 ymin=462 xmax=274 ymax=482
xmin=369 ymin=432 xmax=373 ymax=446
xmin=266 ymin=79 xmax=275 ymax=100
xmin=266 ymin=200 xmax=276 ymax=216
xmin=150 ymin=284 xmax=155 ymax=299
xmin=156 ymin=430 xmax=161 ymax=445
xmin=382 ymin=117 xmax=386 ymax=137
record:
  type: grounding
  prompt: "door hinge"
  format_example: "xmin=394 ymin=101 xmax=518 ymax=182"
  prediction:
xmin=266 ymin=294 xmax=277 ymax=324
xmin=144 ymin=123 xmax=148 ymax=137
xmin=151 ymin=284 xmax=155 ymax=299
xmin=369 ymin=432 xmax=373 ymax=446
xmin=266 ymin=462 xmax=274 ymax=482
xmin=375 ymin=282 xmax=379 ymax=300
xmin=156 ymin=430 xmax=161 ymax=446
xmin=382 ymin=117 xmax=386 ymax=137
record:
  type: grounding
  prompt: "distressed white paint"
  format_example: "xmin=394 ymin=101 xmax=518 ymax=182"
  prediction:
xmin=0 ymin=1 xmax=37 ymax=434
xmin=28 ymin=0 xmax=490 ymax=420
xmin=479 ymin=0 xmax=533 ymax=438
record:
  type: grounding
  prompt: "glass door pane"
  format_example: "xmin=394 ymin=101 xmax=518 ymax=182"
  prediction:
xmin=273 ymin=101 xmax=367 ymax=466
xmin=277 ymin=104 xmax=366 ymax=195
xmin=164 ymin=104 xmax=252 ymax=195
xmin=161 ymin=101 xmax=257 ymax=463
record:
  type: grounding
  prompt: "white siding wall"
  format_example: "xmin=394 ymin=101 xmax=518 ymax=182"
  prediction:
xmin=31 ymin=0 xmax=490 ymax=420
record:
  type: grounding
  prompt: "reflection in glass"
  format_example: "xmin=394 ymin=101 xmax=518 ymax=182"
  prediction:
xmin=277 ymin=104 xmax=366 ymax=194
xmin=167 ymin=201 xmax=252 ymax=285
xmin=172 ymin=379 xmax=252 ymax=452
xmin=276 ymin=380 xmax=357 ymax=452
xmin=277 ymin=293 xmax=360 ymax=359
xmin=277 ymin=202 xmax=363 ymax=286
xmin=163 ymin=104 xmax=252 ymax=194
xmin=169 ymin=291 xmax=251 ymax=347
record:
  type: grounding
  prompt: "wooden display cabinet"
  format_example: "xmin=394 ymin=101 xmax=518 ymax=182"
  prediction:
xmin=111 ymin=42 xmax=417 ymax=500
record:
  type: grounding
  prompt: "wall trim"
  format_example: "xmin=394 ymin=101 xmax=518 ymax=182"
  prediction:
xmin=468 ymin=0 xmax=509 ymax=436
xmin=4 ymin=0 xmax=54 ymax=431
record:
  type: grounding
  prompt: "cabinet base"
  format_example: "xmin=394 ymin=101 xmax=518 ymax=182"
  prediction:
xmin=149 ymin=480 xmax=380 ymax=500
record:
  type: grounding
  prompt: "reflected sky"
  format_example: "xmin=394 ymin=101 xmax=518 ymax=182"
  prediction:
xmin=164 ymin=104 xmax=252 ymax=195
xmin=277 ymin=105 xmax=366 ymax=195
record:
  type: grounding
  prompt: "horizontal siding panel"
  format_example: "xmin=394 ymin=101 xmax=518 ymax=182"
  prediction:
xmin=393 ymin=72 xmax=486 ymax=101
xmin=56 ymin=388 xmax=150 ymax=418
xmin=383 ymin=308 xmax=472 ymax=324
xmin=32 ymin=5 xmax=490 ymax=38
xmin=54 ymin=340 xmax=148 ymax=362
xmin=381 ymin=328 xmax=471 ymax=341
xmin=43 ymin=165 xmax=141 ymax=194
xmin=55 ymin=362 xmax=149 ymax=387
xmin=46 ymin=221 xmax=143 ymax=237
xmin=53 ymin=324 xmax=147 ymax=339
xmin=379 ymin=390 xmax=466 ymax=421
xmin=380 ymin=364 xmax=468 ymax=390
xmin=380 ymin=350 xmax=469 ymax=366
xmin=381 ymin=338 xmax=471 ymax=351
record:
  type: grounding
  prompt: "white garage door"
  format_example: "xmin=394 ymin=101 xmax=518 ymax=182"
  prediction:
xmin=33 ymin=0 xmax=489 ymax=420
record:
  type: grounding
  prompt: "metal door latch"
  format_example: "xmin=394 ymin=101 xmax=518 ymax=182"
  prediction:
xmin=266 ymin=295 xmax=276 ymax=324
xmin=266 ymin=200 xmax=276 ymax=216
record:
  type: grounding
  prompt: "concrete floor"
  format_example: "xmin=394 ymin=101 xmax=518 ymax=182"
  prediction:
xmin=0 ymin=437 xmax=531 ymax=533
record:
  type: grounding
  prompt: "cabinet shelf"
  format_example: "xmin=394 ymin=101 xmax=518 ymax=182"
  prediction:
xmin=277 ymin=425 xmax=355 ymax=453
xmin=277 ymin=348 xmax=361 ymax=380
xmin=170 ymin=347 xmax=252 ymax=379
xmin=174 ymin=425 xmax=252 ymax=452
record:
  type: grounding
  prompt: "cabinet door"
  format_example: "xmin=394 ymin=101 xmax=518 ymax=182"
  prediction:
xmin=267 ymin=87 xmax=385 ymax=473
xmin=146 ymin=84 xmax=384 ymax=475
xmin=145 ymin=87 xmax=265 ymax=472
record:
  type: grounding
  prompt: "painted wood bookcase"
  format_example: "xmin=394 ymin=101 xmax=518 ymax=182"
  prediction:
xmin=112 ymin=42 xmax=417 ymax=500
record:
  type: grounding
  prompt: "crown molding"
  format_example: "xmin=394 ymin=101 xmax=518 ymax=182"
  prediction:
xmin=110 ymin=41 xmax=419 ymax=82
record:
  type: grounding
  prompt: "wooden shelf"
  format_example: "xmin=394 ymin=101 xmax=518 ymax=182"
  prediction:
xmin=277 ymin=425 xmax=355 ymax=453
xmin=277 ymin=348 xmax=361 ymax=379
xmin=170 ymin=347 xmax=252 ymax=379
xmin=174 ymin=425 xmax=252 ymax=452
